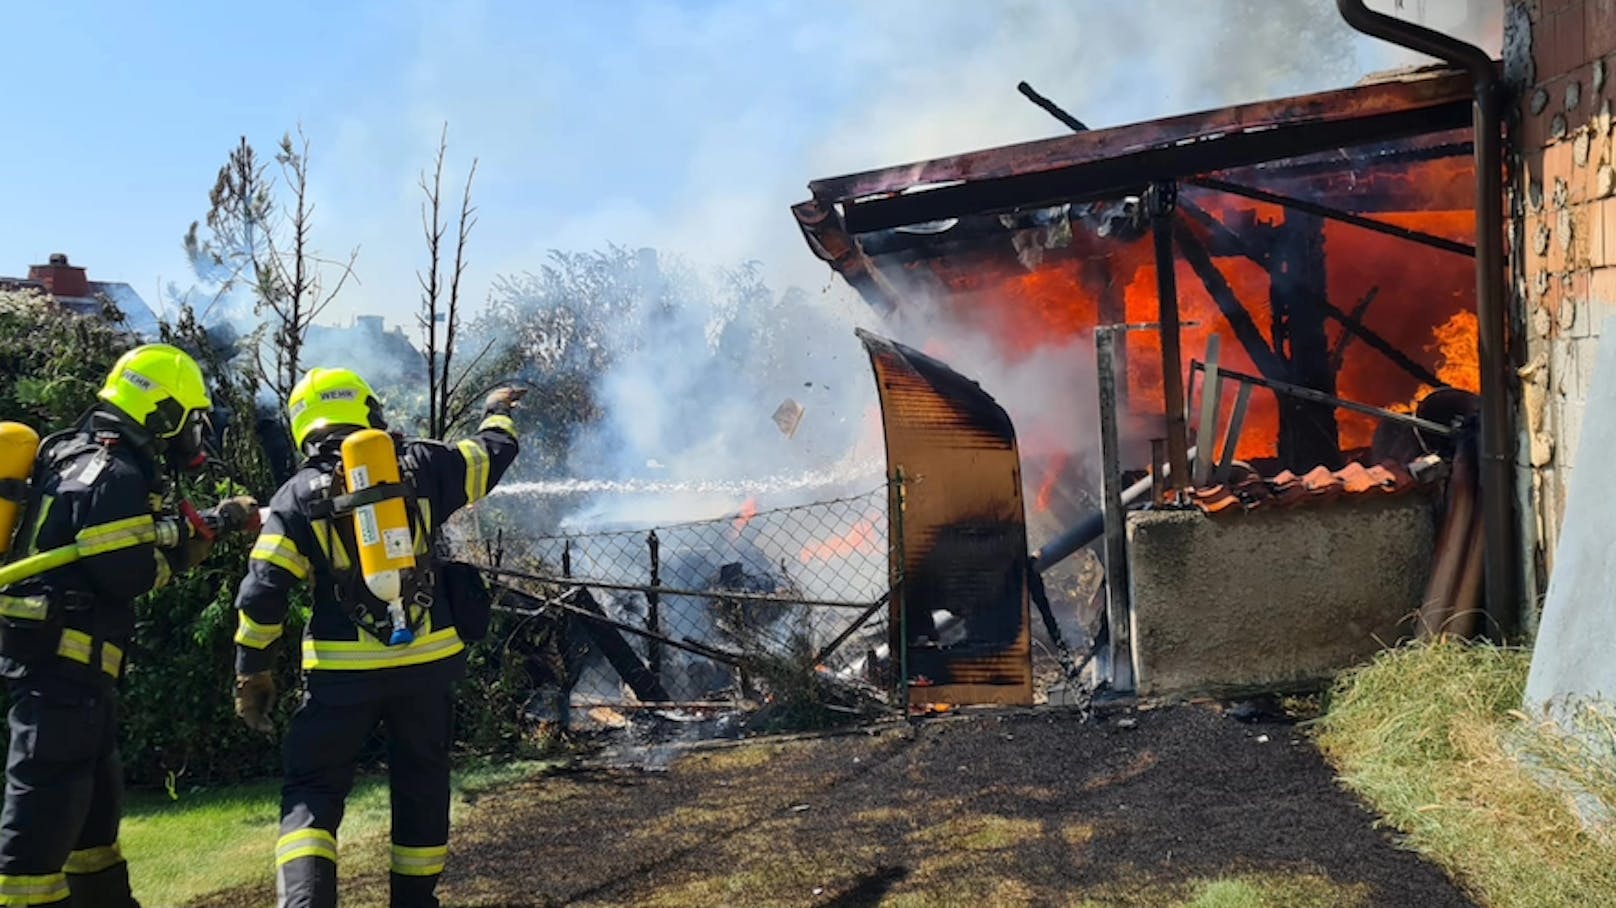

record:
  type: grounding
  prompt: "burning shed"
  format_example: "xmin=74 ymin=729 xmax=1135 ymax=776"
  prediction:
xmin=798 ymin=65 xmax=1494 ymax=698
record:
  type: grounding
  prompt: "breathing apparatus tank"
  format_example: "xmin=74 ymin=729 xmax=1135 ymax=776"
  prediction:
xmin=340 ymin=429 xmax=416 ymax=645
xmin=0 ymin=422 xmax=41 ymax=558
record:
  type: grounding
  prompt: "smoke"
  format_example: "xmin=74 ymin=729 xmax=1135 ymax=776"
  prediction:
xmin=468 ymin=1 xmax=1472 ymax=530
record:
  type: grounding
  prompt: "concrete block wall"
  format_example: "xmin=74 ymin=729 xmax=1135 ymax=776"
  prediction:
xmin=1511 ymin=0 xmax=1616 ymax=582
xmin=1127 ymin=497 xmax=1435 ymax=698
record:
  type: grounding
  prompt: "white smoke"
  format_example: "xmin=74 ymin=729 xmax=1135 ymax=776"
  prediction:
xmin=304 ymin=1 xmax=1506 ymax=534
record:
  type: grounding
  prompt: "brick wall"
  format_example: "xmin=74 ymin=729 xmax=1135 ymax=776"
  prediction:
xmin=1512 ymin=0 xmax=1616 ymax=582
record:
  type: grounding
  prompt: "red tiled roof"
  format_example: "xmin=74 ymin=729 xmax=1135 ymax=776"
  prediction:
xmin=1189 ymin=459 xmax=1431 ymax=516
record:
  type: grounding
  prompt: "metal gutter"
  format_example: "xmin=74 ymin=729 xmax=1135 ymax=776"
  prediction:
xmin=1337 ymin=0 xmax=1518 ymax=639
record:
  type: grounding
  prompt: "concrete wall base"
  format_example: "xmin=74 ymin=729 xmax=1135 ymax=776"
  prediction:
xmin=1128 ymin=497 xmax=1435 ymax=698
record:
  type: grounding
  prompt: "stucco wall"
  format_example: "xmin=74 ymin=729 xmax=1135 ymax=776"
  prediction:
xmin=1127 ymin=498 xmax=1435 ymax=697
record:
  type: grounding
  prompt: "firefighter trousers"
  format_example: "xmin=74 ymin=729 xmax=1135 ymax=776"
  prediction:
xmin=0 ymin=677 xmax=137 ymax=907
xmin=276 ymin=686 xmax=453 ymax=908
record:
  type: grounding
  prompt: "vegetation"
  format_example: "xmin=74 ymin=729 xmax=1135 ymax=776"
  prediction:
xmin=121 ymin=761 xmax=550 ymax=905
xmin=1315 ymin=640 xmax=1616 ymax=908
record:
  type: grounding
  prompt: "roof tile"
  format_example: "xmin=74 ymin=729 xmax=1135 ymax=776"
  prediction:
xmin=1192 ymin=458 xmax=1433 ymax=517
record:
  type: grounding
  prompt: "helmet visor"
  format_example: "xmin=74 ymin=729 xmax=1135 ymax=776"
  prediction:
xmin=168 ymin=411 xmax=211 ymax=472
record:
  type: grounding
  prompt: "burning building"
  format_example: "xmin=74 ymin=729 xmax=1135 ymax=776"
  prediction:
xmin=798 ymin=61 xmax=1502 ymax=698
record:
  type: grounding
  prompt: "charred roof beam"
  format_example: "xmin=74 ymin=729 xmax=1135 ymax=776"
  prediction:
xmin=1188 ymin=176 xmax=1475 ymax=256
xmin=835 ymin=102 xmax=1470 ymax=235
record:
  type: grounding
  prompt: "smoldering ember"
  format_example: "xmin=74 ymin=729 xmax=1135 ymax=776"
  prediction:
xmin=3 ymin=2 xmax=1615 ymax=906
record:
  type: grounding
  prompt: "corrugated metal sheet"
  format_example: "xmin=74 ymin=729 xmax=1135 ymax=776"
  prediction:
xmin=859 ymin=329 xmax=1033 ymax=706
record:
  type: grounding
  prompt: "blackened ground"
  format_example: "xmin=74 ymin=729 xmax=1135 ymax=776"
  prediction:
xmin=190 ymin=704 xmax=1474 ymax=907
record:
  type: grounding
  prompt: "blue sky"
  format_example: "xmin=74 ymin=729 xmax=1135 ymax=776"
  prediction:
xmin=0 ymin=1 xmax=1494 ymax=329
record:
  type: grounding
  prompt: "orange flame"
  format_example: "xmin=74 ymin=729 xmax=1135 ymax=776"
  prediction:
xmin=729 ymin=497 xmax=758 ymax=541
xmin=798 ymin=508 xmax=883 ymax=563
xmin=1034 ymin=451 xmax=1069 ymax=512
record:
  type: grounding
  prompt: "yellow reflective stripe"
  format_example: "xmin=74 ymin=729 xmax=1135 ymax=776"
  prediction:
xmin=413 ymin=501 xmax=434 ymax=556
xmin=234 ymin=612 xmax=284 ymax=649
xmin=478 ymin=414 xmax=516 ymax=436
xmin=0 ymin=872 xmax=68 ymax=903
xmin=75 ymin=514 xmax=156 ymax=557
xmin=302 ymin=627 xmax=464 ymax=671
xmin=56 ymin=629 xmax=92 ymax=665
xmin=56 ymin=630 xmax=120 ymax=677
xmin=456 ymin=439 xmax=490 ymax=503
xmin=64 ymin=842 xmax=124 ymax=875
xmin=151 ymin=549 xmax=172 ymax=590
xmin=311 ymin=520 xmax=350 ymax=571
xmin=390 ymin=843 xmax=448 ymax=877
xmin=276 ymin=828 xmax=338 ymax=866
xmin=251 ymin=534 xmax=310 ymax=580
xmin=102 ymin=642 xmax=123 ymax=678
xmin=0 ymin=595 xmax=49 ymax=621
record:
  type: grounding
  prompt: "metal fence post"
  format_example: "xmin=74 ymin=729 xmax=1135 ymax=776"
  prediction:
xmin=562 ymin=539 xmax=572 ymax=579
xmin=1096 ymin=326 xmax=1135 ymax=693
xmin=646 ymin=530 xmax=663 ymax=686
xmin=892 ymin=467 xmax=909 ymax=714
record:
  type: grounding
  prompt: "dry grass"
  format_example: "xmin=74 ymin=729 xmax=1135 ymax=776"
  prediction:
xmin=1314 ymin=639 xmax=1616 ymax=907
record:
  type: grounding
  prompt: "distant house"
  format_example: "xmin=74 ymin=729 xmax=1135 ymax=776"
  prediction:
xmin=302 ymin=315 xmax=427 ymax=388
xmin=0 ymin=253 xmax=162 ymax=338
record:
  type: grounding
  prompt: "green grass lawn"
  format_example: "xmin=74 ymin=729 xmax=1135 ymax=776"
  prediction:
xmin=120 ymin=761 xmax=547 ymax=906
xmin=1315 ymin=639 xmax=1616 ymax=908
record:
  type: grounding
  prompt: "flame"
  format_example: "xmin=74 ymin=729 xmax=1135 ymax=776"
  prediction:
xmin=1430 ymin=310 xmax=1480 ymax=392
xmin=915 ymin=155 xmax=1475 ymax=469
xmin=730 ymin=497 xmax=758 ymax=539
xmin=1034 ymin=451 xmax=1069 ymax=512
xmin=798 ymin=507 xmax=884 ymax=563
xmin=1387 ymin=309 xmax=1481 ymax=414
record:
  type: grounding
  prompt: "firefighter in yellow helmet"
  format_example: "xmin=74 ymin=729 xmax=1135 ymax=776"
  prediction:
xmin=0 ymin=343 xmax=257 ymax=906
xmin=232 ymin=367 xmax=521 ymax=908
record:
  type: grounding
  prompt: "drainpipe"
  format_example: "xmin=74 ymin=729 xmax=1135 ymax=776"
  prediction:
xmin=1337 ymin=0 xmax=1518 ymax=640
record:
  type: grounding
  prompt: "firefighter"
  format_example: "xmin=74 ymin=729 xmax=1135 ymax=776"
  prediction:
xmin=0 ymin=343 xmax=255 ymax=907
xmin=231 ymin=367 xmax=521 ymax=908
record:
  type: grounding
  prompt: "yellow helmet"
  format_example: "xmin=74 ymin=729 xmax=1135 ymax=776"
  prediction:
xmin=287 ymin=367 xmax=385 ymax=451
xmin=98 ymin=344 xmax=212 ymax=439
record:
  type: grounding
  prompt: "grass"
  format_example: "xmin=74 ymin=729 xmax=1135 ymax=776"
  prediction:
xmin=120 ymin=759 xmax=550 ymax=906
xmin=1314 ymin=639 xmax=1616 ymax=908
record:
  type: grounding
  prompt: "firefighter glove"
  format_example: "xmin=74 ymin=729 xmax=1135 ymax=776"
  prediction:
xmin=484 ymin=386 xmax=528 ymax=416
xmin=207 ymin=495 xmax=261 ymax=537
xmin=235 ymin=671 xmax=277 ymax=734
xmin=170 ymin=523 xmax=214 ymax=572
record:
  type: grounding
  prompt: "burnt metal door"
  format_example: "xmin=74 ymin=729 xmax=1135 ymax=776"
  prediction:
xmin=860 ymin=329 xmax=1033 ymax=707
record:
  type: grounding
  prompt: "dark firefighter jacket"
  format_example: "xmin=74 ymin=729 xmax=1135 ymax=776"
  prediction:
xmin=0 ymin=412 xmax=183 ymax=689
xmin=233 ymin=416 xmax=517 ymax=701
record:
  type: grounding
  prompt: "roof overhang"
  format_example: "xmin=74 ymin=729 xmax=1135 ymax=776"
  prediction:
xmin=794 ymin=67 xmax=1474 ymax=309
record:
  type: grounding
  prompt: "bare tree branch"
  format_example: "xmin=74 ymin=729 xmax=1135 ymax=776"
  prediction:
xmin=418 ymin=123 xmax=450 ymax=437
xmin=439 ymin=155 xmax=479 ymax=434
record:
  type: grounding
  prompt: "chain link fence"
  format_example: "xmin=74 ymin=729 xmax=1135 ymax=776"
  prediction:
xmin=449 ymin=485 xmax=898 ymax=742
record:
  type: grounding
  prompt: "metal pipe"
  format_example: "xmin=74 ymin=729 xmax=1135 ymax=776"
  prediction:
xmin=1016 ymin=81 xmax=1090 ymax=132
xmin=1196 ymin=362 xmax=1460 ymax=438
xmin=1336 ymin=0 xmax=1516 ymax=639
xmin=1030 ymin=444 xmax=1197 ymax=574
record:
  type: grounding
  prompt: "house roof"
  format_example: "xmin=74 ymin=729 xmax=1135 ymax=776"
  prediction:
xmin=0 ymin=275 xmax=162 ymax=338
xmin=792 ymin=66 xmax=1475 ymax=313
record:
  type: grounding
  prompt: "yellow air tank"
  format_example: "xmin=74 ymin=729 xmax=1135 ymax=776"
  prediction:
xmin=340 ymin=429 xmax=417 ymax=645
xmin=0 ymin=422 xmax=40 ymax=558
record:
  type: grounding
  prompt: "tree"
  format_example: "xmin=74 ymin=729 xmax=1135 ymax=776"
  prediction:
xmin=416 ymin=125 xmax=493 ymax=439
xmin=181 ymin=129 xmax=359 ymax=403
